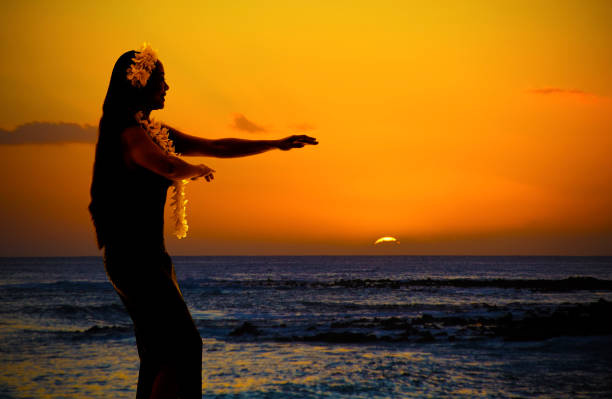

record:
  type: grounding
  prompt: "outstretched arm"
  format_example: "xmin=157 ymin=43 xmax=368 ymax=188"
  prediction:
xmin=121 ymin=126 xmax=215 ymax=181
xmin=165 ymin=125 xmax=318 ymax=158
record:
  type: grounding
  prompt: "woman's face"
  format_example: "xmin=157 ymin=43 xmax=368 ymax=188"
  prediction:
xmin=145 ymin=62 xmax=169 ymax=110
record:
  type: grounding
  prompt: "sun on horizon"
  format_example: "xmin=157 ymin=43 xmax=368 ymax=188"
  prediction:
xmin=374 ymin=237 xmax=400 ymax=245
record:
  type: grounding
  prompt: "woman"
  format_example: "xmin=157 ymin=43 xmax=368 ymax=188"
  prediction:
xmin=89 ymin=45 xmax=317 ymax=399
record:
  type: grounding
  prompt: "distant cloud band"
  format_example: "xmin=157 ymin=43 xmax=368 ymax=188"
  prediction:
xmin=528 ymin=88 xmax=589 ymax=96
xmin=231 ymin=114 xmax=267 ymax=133
xmin=0 ymin=122 xmax=97 ymax=145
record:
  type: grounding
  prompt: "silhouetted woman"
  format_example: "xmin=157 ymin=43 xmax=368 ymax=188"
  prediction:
xmin=89 ymin=45 xmax=317 ymax=399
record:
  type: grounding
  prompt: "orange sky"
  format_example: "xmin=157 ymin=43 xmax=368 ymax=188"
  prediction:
xmin=0 ymin=1 xmax=611 ymax=255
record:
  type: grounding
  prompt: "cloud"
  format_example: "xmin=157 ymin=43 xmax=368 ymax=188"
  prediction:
xmin=527 ymin=88 xmax=590 ymax=96
xmin=0 ymin=122 xmax=97 ymax=145
xmin=231 ymin=114 xmax=267 ymax=133
xmin=290 ymin=122 xmax=316 ymax=132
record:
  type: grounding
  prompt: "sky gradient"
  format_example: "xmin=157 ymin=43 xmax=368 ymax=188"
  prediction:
xmin=1 ymin=0 xmax=611 ymax=255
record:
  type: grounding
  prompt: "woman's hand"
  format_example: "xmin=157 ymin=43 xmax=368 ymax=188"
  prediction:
xmin=191 ymin=164 xmax=215 ymax=182
xmin=277 ymin=135 xmax=318 ymax=151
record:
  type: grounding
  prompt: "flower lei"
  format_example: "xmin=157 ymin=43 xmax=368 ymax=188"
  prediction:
xmin=135 ymin=112 xmax=190 ymax=239
xmin=127 ymin=44 xmax=189 ymax=239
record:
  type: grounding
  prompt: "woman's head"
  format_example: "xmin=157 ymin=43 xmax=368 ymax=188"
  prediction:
xmin=102 ymin=45 xmax=169 ymax=116
xmin=143 ymin=61 xmax=169 ymax=111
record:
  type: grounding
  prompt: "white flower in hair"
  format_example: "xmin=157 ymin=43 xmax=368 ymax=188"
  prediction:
xmin=126 ymin=43 xmax=158 ymax=88
xmin=135 ymin=111 xmax=190 ymax=239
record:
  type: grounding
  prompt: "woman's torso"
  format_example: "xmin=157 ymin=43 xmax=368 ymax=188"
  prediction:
xmin=89 ymin=120 xmax=173 ymax=252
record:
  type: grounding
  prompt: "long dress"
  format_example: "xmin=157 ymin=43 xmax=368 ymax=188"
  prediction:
xmin=89 ymin=123 xmax=202 ymax=398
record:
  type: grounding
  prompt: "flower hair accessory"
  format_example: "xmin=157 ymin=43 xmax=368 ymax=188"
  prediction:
xmin=135 ymin=111 xmax=190 ymax=239
xmin=126 ymin=43 xmax=158 ymax=88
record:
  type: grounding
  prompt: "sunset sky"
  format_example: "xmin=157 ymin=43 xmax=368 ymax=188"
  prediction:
xmin=0 ymin=1 xmax=611 ymax=255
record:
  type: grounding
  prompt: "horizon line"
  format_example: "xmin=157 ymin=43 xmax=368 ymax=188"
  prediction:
xmin=1 ymin=254 xmax=611 ymax=258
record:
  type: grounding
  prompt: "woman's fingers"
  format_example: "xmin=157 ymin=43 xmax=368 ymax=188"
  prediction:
xmin=195 ymin=173 xmax=214 ymax=182
xmin=278 ymin=135 xmax=318 ymax=150
xmin=204 ymin=166 xmax=214 ymax=182
xmin=203 ymin=171 xmax=214 ymax=182
xmin=294 ymin=135 xmax=318 ymax=145
xmin=191 ymin=165 xmax=215 ymax=182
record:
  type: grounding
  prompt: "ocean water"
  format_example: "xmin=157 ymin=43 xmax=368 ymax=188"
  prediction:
xmin=1 ymin=256 xmax=611 ymax=398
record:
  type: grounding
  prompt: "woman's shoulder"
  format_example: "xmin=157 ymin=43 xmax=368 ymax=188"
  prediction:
xmin=121 ymin=124 xmax=146 ymax=137
xmin=121 ymin=121 xmax=158 ymax=148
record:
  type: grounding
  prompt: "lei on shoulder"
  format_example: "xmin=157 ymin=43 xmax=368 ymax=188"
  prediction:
xmin=128 ymin=44 xmax=189 ymax=239
xmin=135 ymin=112 xmax=189 ymax=239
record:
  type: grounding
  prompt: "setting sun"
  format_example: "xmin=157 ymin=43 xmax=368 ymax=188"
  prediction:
xmin=374 ymin=237 xmax=400 ymax=245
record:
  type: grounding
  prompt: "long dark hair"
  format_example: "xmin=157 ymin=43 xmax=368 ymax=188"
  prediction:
xmin=100 ymin=50 xmax=155 ymax=133
xmin=89 ymin=50 xmax=159 ymax=249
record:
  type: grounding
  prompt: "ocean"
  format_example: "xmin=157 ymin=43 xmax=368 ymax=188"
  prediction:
xmin=1 ymin=256 xmax=611 ymax=398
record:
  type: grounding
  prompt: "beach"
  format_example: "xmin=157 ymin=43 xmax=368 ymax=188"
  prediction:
xmin=1 ymin=256 xmax=611 ymax=398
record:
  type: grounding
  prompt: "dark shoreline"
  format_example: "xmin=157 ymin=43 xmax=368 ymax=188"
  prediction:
xmin=235 ymin=276 xmax=612 ymax=291
xmin=227 ymin=299 xmax=612 ymax=344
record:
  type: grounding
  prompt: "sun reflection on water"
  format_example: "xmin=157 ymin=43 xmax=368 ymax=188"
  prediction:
xmin=2 ymin=334 xmax=610 ymax=398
